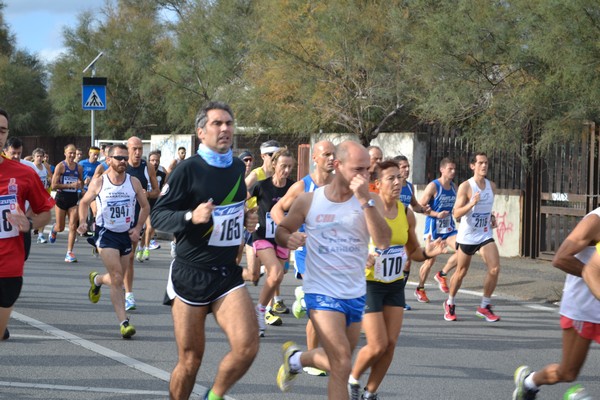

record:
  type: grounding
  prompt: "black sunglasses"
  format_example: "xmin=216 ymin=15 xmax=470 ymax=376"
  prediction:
xmin=265 ymin=153 xmax=273 ymax=157
xmin=112 ymin=155 xmax=129 ymax=162
xmin=243 ymin=158 xmax=253 ymax=163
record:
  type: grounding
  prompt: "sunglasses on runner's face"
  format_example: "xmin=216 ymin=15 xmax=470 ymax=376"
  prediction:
xmin=112 ymin=155 xmax=129 ymax=162
xmin=243 ymin=158 xmax=253 ymax=163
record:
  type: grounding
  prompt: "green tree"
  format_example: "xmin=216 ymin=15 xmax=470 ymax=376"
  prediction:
xmin=155 ymin=0 xmax=255 ymax=134
xmin=242 ymin=0 xmax=410 ymax=146
xmin=0 ymin=1 xmax=53 ymax=136
xmin=49 ymin=1 xmax=172 ymax=139
xmin=397 ymin=0 xmax=600 ymax=154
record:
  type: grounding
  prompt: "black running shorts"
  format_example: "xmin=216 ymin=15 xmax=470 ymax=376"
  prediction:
xmin=456 ymin=238 xmax=495 ymax=256
xmin=55 ymin=192 xmax=79 ymax=210
xmin=164 ymin=258 xmax=244 ymax=307
xmin=0 ymin=277 xmax=23 ymax=308
xmin=364 ymin=279 xmax=406 ymax=313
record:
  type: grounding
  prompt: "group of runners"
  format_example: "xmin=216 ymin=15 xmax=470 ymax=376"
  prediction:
xmin=1 ymin=102 xmax=599 ymax=400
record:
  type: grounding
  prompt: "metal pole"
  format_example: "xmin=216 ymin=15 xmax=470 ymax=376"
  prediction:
xmin=83 ymin=52 xmax=103 ymax=147
xmin=91 ymin=65 xmax=96 ymax=146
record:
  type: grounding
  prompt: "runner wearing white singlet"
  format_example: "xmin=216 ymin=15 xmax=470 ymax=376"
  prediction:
xmin=444 ymin=152 xmax=501 ymax=322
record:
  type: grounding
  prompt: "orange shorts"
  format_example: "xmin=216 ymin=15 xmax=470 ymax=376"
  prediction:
xmin=560 ymin=315 xmax=600 ymax=343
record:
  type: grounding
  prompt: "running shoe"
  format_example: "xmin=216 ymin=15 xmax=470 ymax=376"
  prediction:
xmin=148 ymin=239 xmax=161 ymax=250
xmin=292 ymin=299 xmax=306 ymax=319
xmin=170 ymin=241 xmax=177 ymax=258
xmin=88 ymin=271 xmax=101 ymax=303
xmin=303 ymin=366 xmax=327 ymax=376
xmin=265 ymin=310 xmax=283 ymax=326
xmin=414 ymin=288 xmax=430 ymax=303
xmin=563 ymin=385 xmax=592 ymax=400
xmin=120 ymin=319 xmax=136 ymax=339
xmin=49 ymin=226 xmax=57 ymax=244
xmin=294 ymin=286 xmax=305 ymax=301
xmin=142 ymin=248 xmax=150 ymax=260
xmin=362 ymin=393 xmax=379 ymax=400
xmin=476 ymin=304 xmax=501 ymax=322
xmin=256 ymin=306 xmax=266 ymax=337
xmin=2 ymin=328 xmax=9 ymax=341
xmin=443 ymin=300 xmax=457 ymax=321
xmin=434 ymin=271 xmax=449 ymax=293
xmin=135 ymin=248 xmax=144 ymax=262
xmin=276 ymin=341 xmax=301 ymax=392
xmin=272 ymin=300 xmax=290 ymax=314
xmin=37 ymin=235 xmax=47 ymax=244
xmin=512 ymin=365 xmax=538 ymax=400
xmin=404 ymin=303 xmax=412 ymax=311
xmin=348 ymin=382 xmax=361 ymax=400
xmin=64 ymin=251 xmax=77 ymax=263
xmin=125 ymin=294 xmax=136 ymax=311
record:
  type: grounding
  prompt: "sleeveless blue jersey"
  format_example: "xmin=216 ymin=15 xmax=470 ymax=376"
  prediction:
xmin=423 ymin=179 xmax=457 ymax=239
xmin=399 ymin=181 xmax=414 ymax=208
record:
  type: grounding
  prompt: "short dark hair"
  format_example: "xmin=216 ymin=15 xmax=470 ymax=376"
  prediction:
xmin=6 ymin=136 xmax=23 ymax=149
xmin=178 ymin=146 xmax=186 ymax=152
xmin=375 ymin=160 xmax=399 ymax=179
xmin=32 ymin=147 xmax=45 ymax=156
xmin=440 ymin=157 xmax=455 ymax=168
xmin=470 ymin=152 xmax=487 ymax=164
xmin=195 ymin=101 xmax=234 ymax=129
xmin=393 ymin=155 xmax=408 ymax=163
xmin=0 ymin=108 xmax=8 ymax=122
xmin=109 ymin=144 xmax=128 ymax=155
xmin=148 ymin=150 xmax=161 ymax=159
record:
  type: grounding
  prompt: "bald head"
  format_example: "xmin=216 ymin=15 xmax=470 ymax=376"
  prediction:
xmin=127 ymin=136 xmax=144 ymax=166
xmin=312 ymin=140 xmax=336 ymax=173
xmin=336 ymin=141 xmax=367 ymax=163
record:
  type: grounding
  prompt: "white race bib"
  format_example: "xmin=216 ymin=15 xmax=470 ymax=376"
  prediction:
xmin=209 ymin=201 xmax=245 ymax=247
xmin=436 ymin=216 xmax=452 ymax=234
xmin=265 ymin=211 xmax=276 ymax=239
xmin=373 ymin=245 xmax=407 ymax=282
xmin=0 ymin=194 xmax=19 ymax=239
xmin=62 ymin=175 xmax=78 ymax=192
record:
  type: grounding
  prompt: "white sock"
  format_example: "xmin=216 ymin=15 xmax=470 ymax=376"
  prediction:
xmin=274 ymin=296 xmax=282 ymax=303
xmin=126 ymin=292 xmax=133 ymax=299
xmin=447 ymin=296 xmax=455 ymax=306
xmin=524 ymin=372 xmax=538 ymax=391
xmin=256 ymin=304 xmax=266 ymax=313
xmin=348 ymin=375 xmax=360 ymax=385
xmin=94 ymin=275 xmax=102 ymax=286
xmin=289 ymin=352 xmax=303 ymax=373
xmin=481 ymin=297 xmax=491 ymax=308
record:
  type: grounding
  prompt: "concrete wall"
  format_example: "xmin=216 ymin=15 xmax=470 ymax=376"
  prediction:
xmin=312 ymin=132 xmax=523 ymax=257
xmin=412 ymin=186 xmax=522 ymax=257
xmin=150 ymin=134 xmax=195 ymax=170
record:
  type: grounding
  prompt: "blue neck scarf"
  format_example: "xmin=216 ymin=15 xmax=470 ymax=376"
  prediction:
xmin=197 ymin=144 xmax=233 ymax=168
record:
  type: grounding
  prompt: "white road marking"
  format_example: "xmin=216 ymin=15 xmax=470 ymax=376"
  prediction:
xmin=10 ymin=311 xmax=238 ymax=399
xmin=406 ymin=282 xmax=558 ymax=313
xmin=0 ymin=380 xmax=168 ymax=396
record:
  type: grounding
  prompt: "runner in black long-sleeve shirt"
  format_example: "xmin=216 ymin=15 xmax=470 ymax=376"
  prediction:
xmin=151 ymin=102 xmax=259 ymax=400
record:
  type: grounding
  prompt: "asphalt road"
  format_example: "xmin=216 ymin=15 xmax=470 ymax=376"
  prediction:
xmin=1 ymin=234 xmax=598 ymax=400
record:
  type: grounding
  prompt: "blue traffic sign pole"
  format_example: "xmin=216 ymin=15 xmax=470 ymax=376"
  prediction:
xmin=83 ymin=52 xmax=105 ymax=147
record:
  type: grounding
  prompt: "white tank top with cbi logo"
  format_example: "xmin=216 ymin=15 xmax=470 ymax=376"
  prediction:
xmin=303 ymin=186 xmax=369 ymax=299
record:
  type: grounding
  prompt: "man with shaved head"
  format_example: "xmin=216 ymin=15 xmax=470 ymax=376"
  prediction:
xmin=270 ymin=140 xmax=335 ymax=376
xmin=275 ymin=140 xmax=391 ymax=399
xmin=124 ymin=136 xmax=158 ymax=310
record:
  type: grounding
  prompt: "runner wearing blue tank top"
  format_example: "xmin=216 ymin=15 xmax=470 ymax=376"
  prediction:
xmin=275 ymin=140 xmax=391 ymax=398
xmin=394 ymin=155 xmax=430 ymax=311
xmin=49 ymin=144 xmax=84 ymax=263
xmin=444 ymin=152 xmax=501 ymax=323
xmin=271 ymin=140 xmax=335 ymax=377
xmin=415 ymin=158 xmax=459 ymax=303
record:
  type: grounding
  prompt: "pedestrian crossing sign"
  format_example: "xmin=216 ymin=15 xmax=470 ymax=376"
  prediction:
xmin=82 ymin=77 xmax=107 ymax=110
